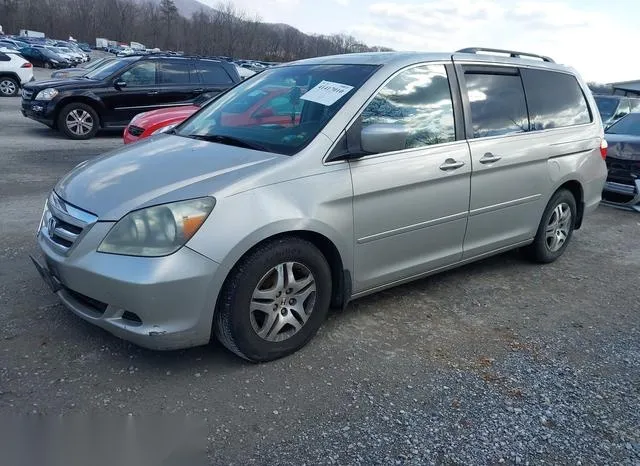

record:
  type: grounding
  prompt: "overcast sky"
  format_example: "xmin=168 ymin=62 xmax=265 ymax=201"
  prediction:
xmin=199 ymin=0 xmax=636 ymax=83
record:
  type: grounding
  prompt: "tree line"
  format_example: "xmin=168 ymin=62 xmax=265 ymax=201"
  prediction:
xmin=0 ymin=0 xmax=392 ymax=61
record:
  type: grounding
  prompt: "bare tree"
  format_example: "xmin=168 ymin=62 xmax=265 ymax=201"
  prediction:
xmin=2 ymin=0 xmax=392 ymax=60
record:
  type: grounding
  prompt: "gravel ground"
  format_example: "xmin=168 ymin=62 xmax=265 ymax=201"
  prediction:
xmin=0 ymin=67 xmax=639 ymax=464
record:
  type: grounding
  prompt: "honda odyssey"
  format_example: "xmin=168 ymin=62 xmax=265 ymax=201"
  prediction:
xmin=32 ymin=48 xmax=608 ymax=362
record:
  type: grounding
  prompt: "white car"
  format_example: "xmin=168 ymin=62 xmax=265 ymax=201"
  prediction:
xmin=235 ymin=64 xmax=256 ymax=80
xmin=0 ymin=49 xmax=33 ymax=97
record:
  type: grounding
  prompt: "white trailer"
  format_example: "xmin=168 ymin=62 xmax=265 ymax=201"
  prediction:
xmin=19 ymin=29 xmax=45 ymax=38
xmin=130 ymin=41 xmax=145 ymax=50
xmin=95 ymin=38 xmax=109 ymax=49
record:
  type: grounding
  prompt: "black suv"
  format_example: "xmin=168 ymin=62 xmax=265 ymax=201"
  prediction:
xmin=21 ymin=55 xmax=241 ymax=139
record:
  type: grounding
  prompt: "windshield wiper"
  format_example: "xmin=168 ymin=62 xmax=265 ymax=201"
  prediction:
xmin=183 ymin=134 xmax=267 ymax=152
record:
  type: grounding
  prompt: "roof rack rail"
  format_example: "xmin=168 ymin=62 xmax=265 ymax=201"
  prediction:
xmin=456 ymin=47 xmax=555 ymax=63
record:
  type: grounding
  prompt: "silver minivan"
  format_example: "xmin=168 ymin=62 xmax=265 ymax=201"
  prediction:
xmin=32 ymin=48 xmax=608 ymax=361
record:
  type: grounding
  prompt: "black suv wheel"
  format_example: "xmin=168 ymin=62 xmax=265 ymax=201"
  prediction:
xmin=57 ymin=103 xmax=100 ymax=140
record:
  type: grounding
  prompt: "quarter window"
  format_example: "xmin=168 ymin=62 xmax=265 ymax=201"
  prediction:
xmin=360 ymin=64 xmax=456 ymax=151
xmin=521 ymin=69 xmax=591 ymax=129
xmin=463 ymin=69 xmax=529 ymax=138
xmin=119 ymin=62 xmax=158 ymax=86
xmin=198 ymin=61 xmax=233 ymax=85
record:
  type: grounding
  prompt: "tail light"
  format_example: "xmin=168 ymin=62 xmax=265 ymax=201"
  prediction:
xmin=600 ymin=139 xmax=608 ymax=160
xmin=21 ymin=62 xmax=33 ymax=68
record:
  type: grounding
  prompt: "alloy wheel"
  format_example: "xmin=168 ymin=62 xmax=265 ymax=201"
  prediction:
xmin=65 ymin=109 xmax=94 ymax=137
xmin=0 ymin=79 xmax=17 ymax=96
xmin=250 ymin=262 xmax=317 ymax=342
xmin=545 ymin=202 xmax=572 ymax=252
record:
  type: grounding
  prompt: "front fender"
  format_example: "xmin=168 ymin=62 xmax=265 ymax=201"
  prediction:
xmin=54 ymin=91 xmax=107 ymax=120
xmin=187 ymin=167 xmax=355 ymax=288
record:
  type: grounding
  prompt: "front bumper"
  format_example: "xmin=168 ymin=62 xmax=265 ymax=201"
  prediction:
xmin=34 ymin=216 xmax=222 ymax=350
xmin=602 ymin=179 xmax=640 ymax=212
xmin=21 ymin=99 xmax=55 ymax=127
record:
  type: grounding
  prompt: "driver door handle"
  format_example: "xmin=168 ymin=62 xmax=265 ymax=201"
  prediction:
xmin=439 ymin=159 xmax=466 ymax=171
xmin=147 ymin=90 xmax=159 ymax=95
xmin=480 ymin=152 xmax=502 ymax=164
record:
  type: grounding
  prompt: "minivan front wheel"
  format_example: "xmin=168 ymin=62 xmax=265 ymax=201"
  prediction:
xmin=525 ymin=189 xmax=577 ymax=263
xmin=214 ymin=237 xmax=332 ymax=362
xmin=58 ymin=103 xmax=99 ymax=140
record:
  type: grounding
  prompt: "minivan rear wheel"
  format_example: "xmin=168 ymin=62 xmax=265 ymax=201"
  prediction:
xmin=58 ymin=102 xmax=99 ymax=140
xmin=214 ymin=237 xmax=332 ymax=362
xmin=524 ymin=189 xmax=577 ymax=263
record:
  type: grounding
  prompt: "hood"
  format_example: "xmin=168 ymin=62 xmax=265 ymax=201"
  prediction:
xmin=55 ymin=135 xmax=282 ymax=220
xmin=24 ymin=77 xmax=99 ymax=91
xmin=131 ymin=106 xmax=199 ymax=129
xmin=605 ymin=134 xmax=640 ymax=160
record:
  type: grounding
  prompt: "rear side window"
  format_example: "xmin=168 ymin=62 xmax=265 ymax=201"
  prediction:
xmin=159 ymin=60 xmax=193 ymax=84
xmin=0 ymin=52 xmax=9 ymax=62
xmin=521 ymin=69 xmax=591 ymax=129
xmin=197 ymin=61 xmax=233 ymax=85
xmin=463 ymin=69 xmax=529 ymax=138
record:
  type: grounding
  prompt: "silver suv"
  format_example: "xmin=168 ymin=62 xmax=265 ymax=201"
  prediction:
xmin=32 ymin=48 xmax=608 ymax=361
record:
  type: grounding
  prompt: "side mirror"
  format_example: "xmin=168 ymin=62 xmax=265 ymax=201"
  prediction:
xmin=361 ymin=123 xmax=408 ymax=154
xmin=114 ymin=79 xmax=127 ymax=90
xmin=253 ymin=107 xmax=274 ymax=119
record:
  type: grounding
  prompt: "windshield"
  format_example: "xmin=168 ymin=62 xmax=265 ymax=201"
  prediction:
xmin=177 ymin=64 xmax=378 ymax=155
xmin=605 ymin=113 xmax=640 ymax=136
xmin=85 ymin=58 xmax=135 ymax=80
xmin=594 ymin=96 xmax=619 ymax=121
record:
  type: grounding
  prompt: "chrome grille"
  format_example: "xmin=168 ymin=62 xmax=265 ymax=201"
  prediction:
xmin=40 ymin=192 xmax=97 ymax=254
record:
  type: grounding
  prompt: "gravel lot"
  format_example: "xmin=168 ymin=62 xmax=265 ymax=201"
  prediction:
xmin=0 ymin=66 xmax=639 ymax=464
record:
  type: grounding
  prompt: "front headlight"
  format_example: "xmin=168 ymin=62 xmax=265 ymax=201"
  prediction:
xmin=35 ymin=88 xmax=59 ymax=101
xmin=152 ymin=123 xmax=177 ymax=135
xmin=98 ymin=197 xmax=215 ymax=257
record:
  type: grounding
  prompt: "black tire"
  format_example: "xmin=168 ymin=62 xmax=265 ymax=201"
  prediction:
xmin=524 ymin=189 xmax=577 ymax=263
xmin=0 ymin=76 xmax=19 ymax=97
xmin=214 ymin=237 xmax=332 ymax=362
xmin=57 ymin=102 xmax=100 ymax=140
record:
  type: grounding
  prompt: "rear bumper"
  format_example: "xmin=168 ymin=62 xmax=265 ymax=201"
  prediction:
xmin=602 ymin=179 xmax=640 ymax=212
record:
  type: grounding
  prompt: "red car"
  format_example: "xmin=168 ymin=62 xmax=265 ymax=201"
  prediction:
xmin=123 ymin=86 xmax=300 ymax=144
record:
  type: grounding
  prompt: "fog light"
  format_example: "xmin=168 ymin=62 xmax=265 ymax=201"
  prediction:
xmin=32 ymin=105 xmax=44 ymax=112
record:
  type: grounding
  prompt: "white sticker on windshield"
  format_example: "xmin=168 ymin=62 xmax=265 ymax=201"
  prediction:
xmin=300 ymin=80 xmax=354 ymax=106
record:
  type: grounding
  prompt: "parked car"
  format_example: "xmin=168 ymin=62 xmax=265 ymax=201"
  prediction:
xmin=123 ymin=85 xmax=297 ymax=144
xmin=602 ymin=113 xmax=640 ymax=211
xmin=21 ymin=54 xmax=242 ymax=139
xmin=0 ymin=50 xmax=34 ymax=96
xmin=51 ymin=57 xmax=116 ymax=79
xmin=235 ymin=64 xmax=256 ymax=80
xmin=35 ymin=46 xmax=80 ymax=65
xmin=19 ymin=46 xmax=71 ymax=69
xmin=0 ymin=38 xmax=29 ymax=49
xmin=77 ymin=43 xmax=92 ymax=53
xmin=30 ymin=48 xmax=607 ymax=361
xmin=594 ymin=94 xmax=640 ymax=127
xmin=0 ymin=42 xmax=19 ymax=51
